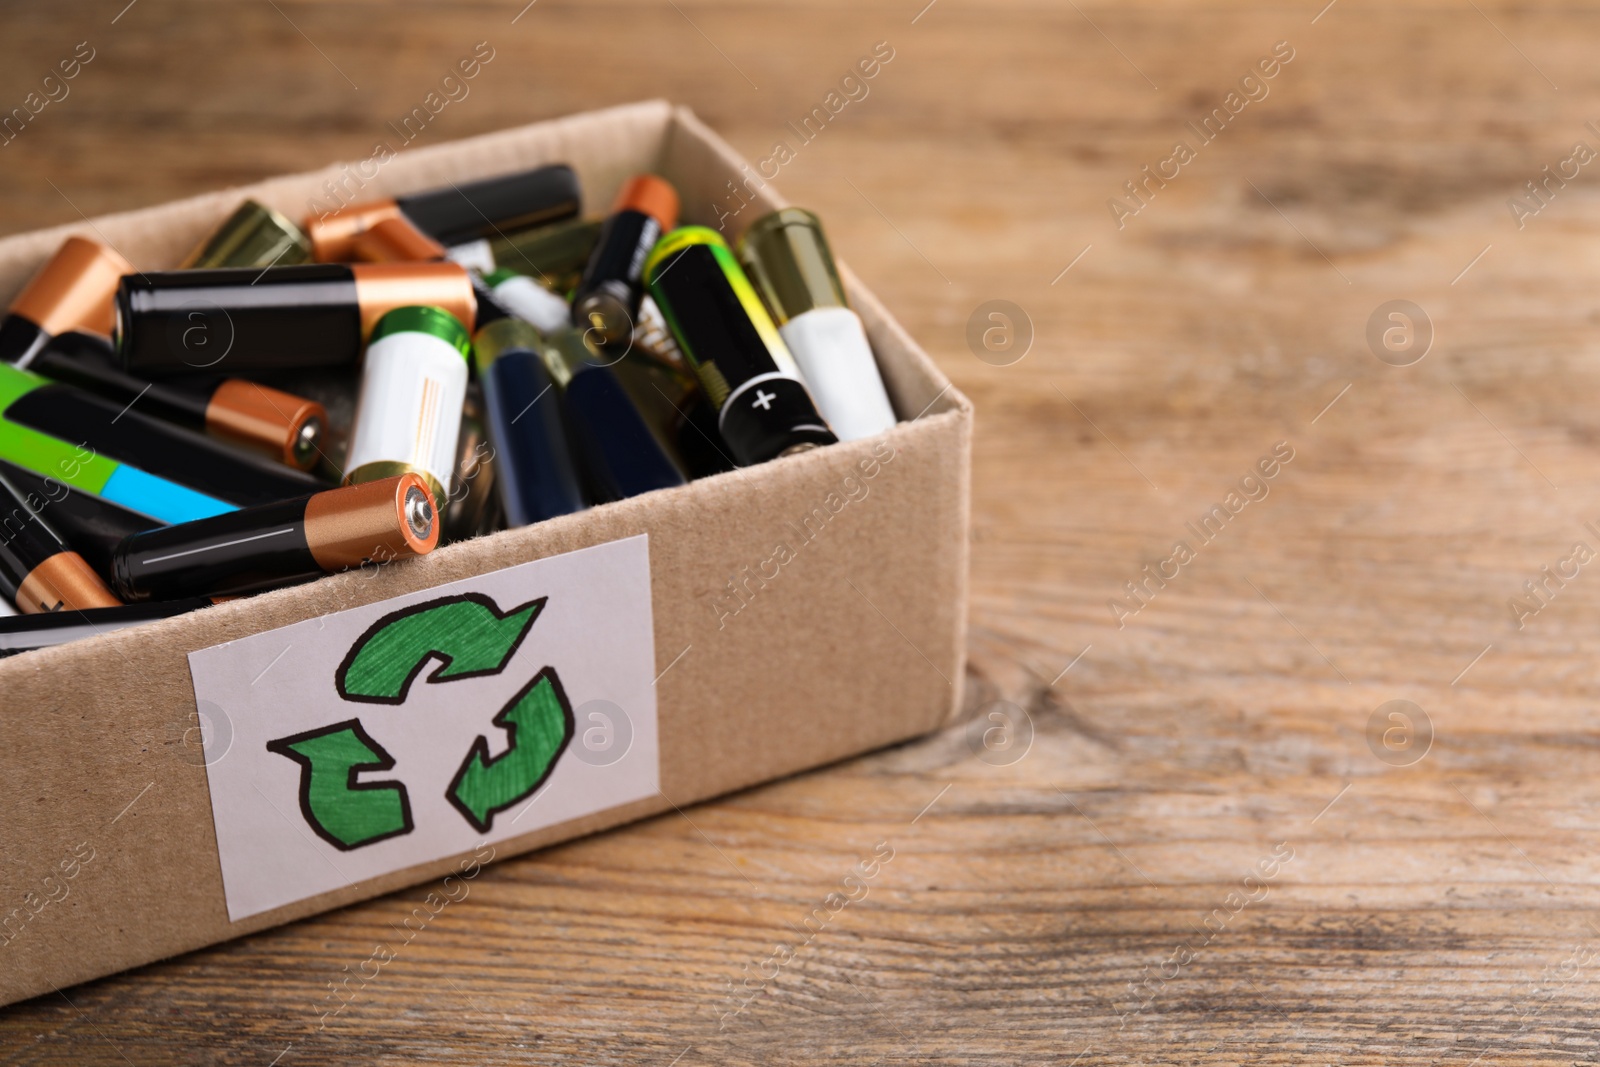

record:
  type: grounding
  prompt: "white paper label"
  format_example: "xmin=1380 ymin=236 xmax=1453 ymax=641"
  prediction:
xmin=188 ymin=535 xmax=658 ymax=922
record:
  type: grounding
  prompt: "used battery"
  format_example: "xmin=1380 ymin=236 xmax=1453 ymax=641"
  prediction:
xmin=0 ymin=407 xmax=232 ymax=526
xmin=738 ymin=207 xmax=896 ymax=442
xmin=483 ymin=216 xmax=602 ymax=294
xmin=573 ymin=175 xmax=679 ymax=345
xmin=479 ymin=268 xmax=571 ymax=335
xmin=0 ymin=598 xmax=212 ymax=658
xmin=473 ymin=310 xmax=587 ymax=528
xmin=32 ymin=330 xmax=326 ymax=470
xmin=114 ymin=261 xmax=476 ymax=374
xmin=643 ymin=226 xmax=836 ymax=466
xmin=541 ymin=327 xmax=685 ymax=502
xmin=0 ymin=465 xmax=122 ymax=613
xmin=111 ymin=473 xmax=438 ymax=601
xmin=305 ymin=163 xmax=581 ymax=263
xmin=441 ymin=381 xmax=500 ymax=542
xmin=344 ymin=306 xmax=471 ymax=508
xmin=0 ymin=236 xmax=131 ymax=367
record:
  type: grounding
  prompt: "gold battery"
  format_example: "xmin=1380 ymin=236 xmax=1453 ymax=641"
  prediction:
xmin=182 ymin=200 xmax=313 ymax=269
xmin=737 ymin=207 xmax=849 ymax=322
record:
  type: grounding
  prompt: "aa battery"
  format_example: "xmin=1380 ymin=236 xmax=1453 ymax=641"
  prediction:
xmin=114 ymin=261 xmax=476 ymax=374
xmin=0 ymin=466 xmax=121 ymax=613
xmin=0 ymin=598 xmax=211 ymax=658
xmin=32 ymin=330 xmax=326 ymax=470
xmin=0 ymin=458 xmax=159 ymax=578
xmin=345 ymin=306 xmax=471 ymax=508
xmin=473 ymin=315 xmax=586 ymax=527
xmin=181 ymin=199 xmax=312 ymax=269
xmin=0 ymin=237 xmax=131 ymax=367
xmin=643 ymin=227 xmax=837 ymax=466
xmin=306 ymin=163 xmax=581 ymax=263
xmin=480 ymin=268 xmax=571 ymax=335
xmin=484 ymin=216 xmax=602 ymax=294
xmin=738 ymin=208 xmax=896 ymax=442
xmin=0 ymin=363 xmax=327 ymax=509
xmin=111 ymin=473 xmax=438 ymax=602
xmin=541 ymin=327 xmax=685 ymax=502
xmin=573 ymin=175 xmax=679 ymax=345
xmin=203 ymin=379 xmax=326 ymax=471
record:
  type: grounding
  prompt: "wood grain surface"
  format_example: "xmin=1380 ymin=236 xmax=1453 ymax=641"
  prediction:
xmin=4 ymin=0 xmax=1600 ymax=1063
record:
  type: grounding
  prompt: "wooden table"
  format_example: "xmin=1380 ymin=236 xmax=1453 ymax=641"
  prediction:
xmin=4 ymin=0 xmax=1599 ymax=1062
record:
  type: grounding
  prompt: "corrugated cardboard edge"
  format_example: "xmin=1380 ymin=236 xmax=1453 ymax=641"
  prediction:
xmin=0 ymin=101 xmax=972 ymax=1005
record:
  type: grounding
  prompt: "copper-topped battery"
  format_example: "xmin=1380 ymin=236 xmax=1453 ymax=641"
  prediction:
xmin=306 ymin=201 xmax=454 ymax=263
xmin=304 ymin=471 xmax=437 ymax=570
xmin=305 ymin=163 xmax=581 ymax=263
xmin=205 ymin=379 xmax=327 ymax=469
xmin=354 ymin=216 xmax=449 ymax=263
xmin=115 ymin=261 xmax=476 ymax=374
xmin=27 ymin=330 xmax=327 ymax=471
xmin=1 ymin=236 xmax=132 ymax=367
xmin=10 ymin=237 xmax=128 ymax=337
xmin=350 ymin=262 xmax=475 ymax=338
xmin=0 ymin=467 xmax=121 ymax=614
xmin=16 ymin=554 xmax=121 ymax=615
xmin=305 ymin=200 xmax=407 ymax=262
xmin=111 ymin=473 xmax=438 ymax=601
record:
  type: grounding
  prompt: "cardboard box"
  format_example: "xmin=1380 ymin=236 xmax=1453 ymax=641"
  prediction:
xmin=0 ymin=100 xmax=971 ymax=1006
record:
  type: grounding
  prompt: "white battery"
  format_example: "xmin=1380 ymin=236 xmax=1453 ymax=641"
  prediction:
xmin=346 ymin=310 xmax=469 ymax=502
xmin=490 ymin=272 xmax=572 ymax=336
xmin=779 ymin=306 xmax=896 ymax=441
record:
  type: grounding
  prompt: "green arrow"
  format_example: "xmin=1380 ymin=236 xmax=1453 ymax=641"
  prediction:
xmin=266 ymin=720 xmax=413 ymax=850
xmin=336 ymin=594 xmax=546 ymax=704
xmin=446 ymin=667 xmax=574 ymax=833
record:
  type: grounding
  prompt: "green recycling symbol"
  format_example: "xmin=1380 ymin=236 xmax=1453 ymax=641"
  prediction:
xmin=266 ymin=593 xmax=575 ymax=850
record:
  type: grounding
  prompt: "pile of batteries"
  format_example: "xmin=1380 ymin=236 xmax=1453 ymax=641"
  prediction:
xmin=0 ymin=164 xmax=898 ymax=656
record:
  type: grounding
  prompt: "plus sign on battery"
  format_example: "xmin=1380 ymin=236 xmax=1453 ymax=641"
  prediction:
xmin=751 ymin=389 xmax=776 ymax=410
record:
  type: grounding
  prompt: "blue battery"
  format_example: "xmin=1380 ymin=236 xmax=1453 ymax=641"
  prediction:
xmin=473 ymin=315 xmax=587 ymax=527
